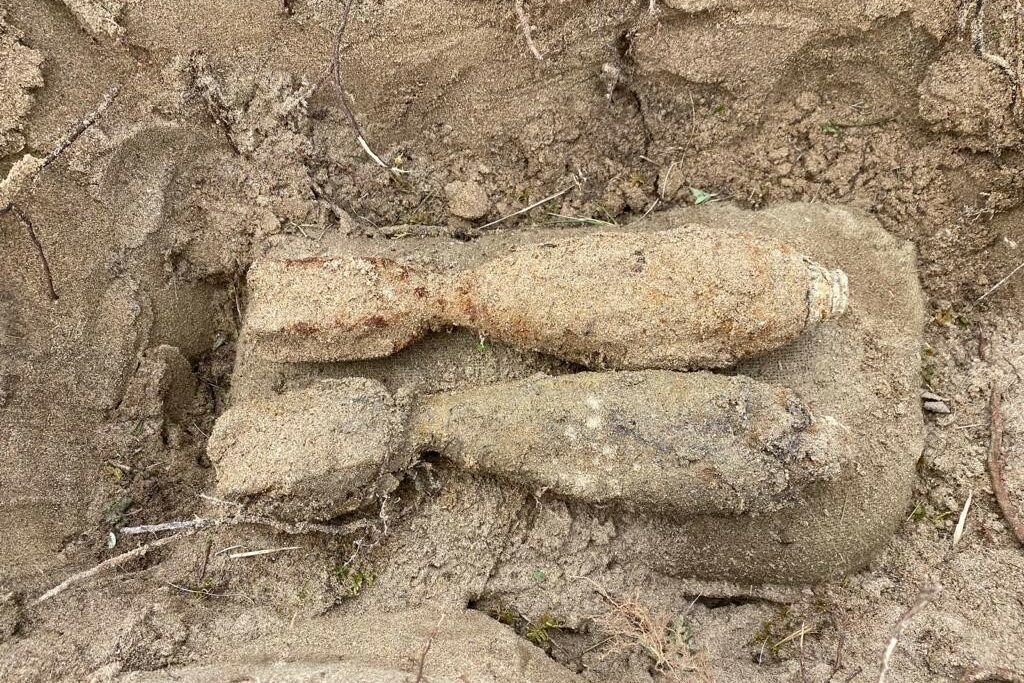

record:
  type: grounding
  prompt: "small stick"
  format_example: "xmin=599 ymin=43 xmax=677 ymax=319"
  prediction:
xmin=1 ymin=85 xmax=120 ymax=214
xmin=877 ymin=585 xmax=940 ymax=683
xmin=989 ymin=384 xmax=1024 ymax=545
xmin=977 ymin=261 xmax=1024 ymax=303
xmin=843 ymin=668 xmax=864 ymax=683
xmin=960 ymin=665 xmax=1024 ymax=682
xmin=414 ymin=614 xmax=446 ymax=683
xmin=43 ymin=86 xmax=121 ymax=169
xmin=514 ymin=0 xmax=544 ymax=61
xmin=967 ymin=0 xmax=1023 ymax=117
xmin=121 ymin=519 xmax=207 ymax=535
xmin=330 ymin=0 xmax=360 ymax=134
xmin=197 ymin=538 xmax=212 ymax=581
xmin=167 ymin=582 xmax=253 ymax=603
xmin=329 ymin=0 xmax=401 ymax=172
xmin=121 ymin=510 xmax=370 ymax=539
xmin=827 ymin=624 xmax=846 ymax=682
xmin=228 ymin=546 xmax=300 ymax=559
xmin=32 ymin=534 xmax=181 ymax=606
xmin=475 ymin=185 xmax=573 ymax=231
xmin=9 ymin=205 xmax=58 ymax=300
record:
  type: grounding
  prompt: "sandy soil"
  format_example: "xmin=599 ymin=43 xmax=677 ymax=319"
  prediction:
xmin=1 ymin=0 xmax=1023 ymax=681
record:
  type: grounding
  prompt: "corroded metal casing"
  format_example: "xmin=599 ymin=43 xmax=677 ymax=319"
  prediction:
xmin=207 ymin=370 xmax=846 ymax=522
xmin=244 ymin=227 xmax=848 ymax=369
xmin=227 ymin=203 xmax=923 ymax=587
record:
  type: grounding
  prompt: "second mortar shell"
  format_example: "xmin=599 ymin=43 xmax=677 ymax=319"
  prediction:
xmin=206 ymin=372 xmax=845 ymax=521
xmin=245 ymin=226 xmax=849 ymax=369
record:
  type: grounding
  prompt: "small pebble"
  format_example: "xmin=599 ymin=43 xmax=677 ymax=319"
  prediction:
xmin=795 ymin=91 xmax=820 ymax=113
xmin=923 ymin=400 xmax=950 ymax=414
xmin=445 ymin=180 xmax=490 ymax=220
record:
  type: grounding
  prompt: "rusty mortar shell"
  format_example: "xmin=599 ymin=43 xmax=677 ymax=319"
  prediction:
xmin=244 ymin=226 xmax=850 ymax=369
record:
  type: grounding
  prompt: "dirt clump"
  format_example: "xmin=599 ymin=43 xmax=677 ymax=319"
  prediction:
xmin=0 ymin=13 xmax=42 ymax=158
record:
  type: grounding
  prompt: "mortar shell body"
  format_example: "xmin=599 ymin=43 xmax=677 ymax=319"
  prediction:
xmin=453 ymin=226 xmax=848 ymax=369
xmin=244 ymin=227 xmax=848 ymax=368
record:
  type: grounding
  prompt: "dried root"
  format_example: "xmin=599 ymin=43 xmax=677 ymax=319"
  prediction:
xmin=989 ymin=383 xmax=1024 ymax=545
xmin=514 ymin=0 xmax=544 ymax=61
xmin=961 ymin=0 xmax=1024 ymax=118
xmin=877 ymin=585 xmax=940 ymax=683
xmin=583 ymin=579 xmax=712 ymax=682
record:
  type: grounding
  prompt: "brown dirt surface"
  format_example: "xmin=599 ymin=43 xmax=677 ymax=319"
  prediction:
xmin=1 ymin=0 xmax=1023 ymax=681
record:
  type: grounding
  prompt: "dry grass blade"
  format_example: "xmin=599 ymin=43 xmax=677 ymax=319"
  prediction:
xmin=775 ymin=621 xmax=816 ymax=648
xmin=167 ymin=582 xmax=253 ymax=603
xmin=952 ymin=491 xmax=973 ymax=546
xmin=579 ymin=576 xmax=710 ymax=680
xmin=877 ymin=585 xmax=940 ymax=683
xmin=977 ymin=261 xmax=1024 ymax=302
xmin=988 ymin=383 xmax=1024 ymax=545
xmin=547 ymin=212 xmax=617 ymax=227
xmin=475 ymin=186 xmax=573 ymax=231
xmin=228 ymin=546 xmax=300 ymax=559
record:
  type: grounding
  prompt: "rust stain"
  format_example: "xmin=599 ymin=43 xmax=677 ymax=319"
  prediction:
xmin=361 ymin=256 xmax=414 ymax=281
xmin=285 ymin=321 xmax=322 ymax=335
xmin=282 ymin=256 xmax=334 ymax=268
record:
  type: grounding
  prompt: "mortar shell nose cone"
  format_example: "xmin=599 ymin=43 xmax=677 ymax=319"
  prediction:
xmin=830 ymin=268 xmax=849 ymax=318
xmin=807 ymin=260 xmax=850 ymax=322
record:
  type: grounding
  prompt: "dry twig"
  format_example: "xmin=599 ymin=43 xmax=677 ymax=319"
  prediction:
xmin=8 ymin=205 xmax=58 ymax=300
xmin=329 ymin=0 xmax=402 ymax=172
xmin=43 ymin=86 xmax=121 ymax=168
xmin=827 ymin=624 xmax=847 ymax=682
xmin=877 ymin=585 xmax=940 ymax=683
xmin=121 ymin=519 xmax=205 ymax=535
xmin=414 ymin=614 xmax=446 ymax=683
xmin=989 ymin=384 xmax=1024 ymax=545
xmin=960 ymin=665 xmax=1024 ymax=682
xmin=475 ymin=185 xmax=573 ymax=231
xmin=977 ymin=261 xmax=1024 ymax=303
xmin=1 ymin=86 xmax=120 ymax=300
xmin=1 ymin=85 xmax=120 ymax=212
xmin=514 ymin=0 xmax=544 ymax=61
xmin=963 ymin=0 xmax=1024 ymax=117
xmin=32 ymin=534 xmax=182 ymax=606
xmin=123 ymin=500 xmax=373 ymax=539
